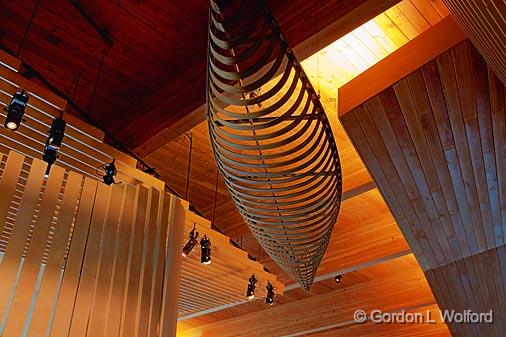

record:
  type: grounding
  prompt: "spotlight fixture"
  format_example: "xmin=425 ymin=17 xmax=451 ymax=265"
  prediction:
xmin=200 ymin=235 xmax=212 ymax=265
xmin=334 ymin=275 xmax=343 ymax=284
xmin=3 ymin=90 xmax=29 ymax=130
xmin=101 ymin=159 xmax=117 ymax=185
xmin=182 ymin=225 xmax=199 ymax=257
xmin=42 ymin=118 xmax=66 ymax=177
xmin=42 ymin=147 xmax=57 ymax=178
xmin=246 ymin=274 xmax=258 ymax=300
xmin=46 ymin=118 xmax=66 ymax=150
xmin=266 ymin=281 xmax=275 ymax=306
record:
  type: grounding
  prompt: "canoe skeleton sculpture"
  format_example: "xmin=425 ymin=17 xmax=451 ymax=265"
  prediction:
xmin=206 ymin=0 xmax=342 ymax=290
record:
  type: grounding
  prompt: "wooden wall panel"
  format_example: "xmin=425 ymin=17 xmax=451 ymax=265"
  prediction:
xmin=50 ymin=177 xmax=97 ymax=337
xmin=339 ymin=28 xmax=506 ymax=337
xmin=442 ymin=0 xmax=506 ymax=85
xmin=0 ymin=151 xmax=187 ymax=337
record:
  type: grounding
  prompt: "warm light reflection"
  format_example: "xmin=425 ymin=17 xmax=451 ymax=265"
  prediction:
xmin=301 ymin=0 xmax=448 ymax=101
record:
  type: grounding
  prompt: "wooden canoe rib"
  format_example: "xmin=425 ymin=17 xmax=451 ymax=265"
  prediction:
xmin=206 ymin=0 xmax=342 ymax=290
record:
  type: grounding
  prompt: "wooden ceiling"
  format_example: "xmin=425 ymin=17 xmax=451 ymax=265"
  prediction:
xmin=178 ymin=254 xmax=450 ymax=337
xmin=0 ymin=0 xmax=399 ymax=150
xmin=339 ymin=20 xmax=506 ymax=337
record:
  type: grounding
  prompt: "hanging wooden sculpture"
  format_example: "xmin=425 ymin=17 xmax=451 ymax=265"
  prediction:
xmin=206 ymin=0 xmax=342 ymax=290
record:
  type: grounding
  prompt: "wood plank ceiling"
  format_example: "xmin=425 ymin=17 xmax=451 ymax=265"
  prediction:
xmin=0 ymin=0 xmax=398 ymax=150
xmin=339 ymin=35 xmax=506 ymax=337
xmin=178 ymin=254 xmax=450 ymax=337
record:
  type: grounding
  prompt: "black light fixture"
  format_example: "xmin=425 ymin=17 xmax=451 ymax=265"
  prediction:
xmin=42 ymin=147 xmax=57 ymax=178
xmin=46 ymin=118 xmax=66 ymax=149
xmin=200 ymin=235 xmax=212 ymax=265
xmin=334 ymin=275 xmax=343 ymax=284
xmin=42 ymin=118 xmax=66 ymax=178
xmin=266 ymin=281 xmax=275 ymax=306
xmin=3 ymin=90 xmax=29 ymax=130
xmin=182 ymin=225 xmax=199 ymax=257
xmin=101 ymin=159 xmax=117 ymax=185
xmin=246 ymin=274 xmax=258 ymax=300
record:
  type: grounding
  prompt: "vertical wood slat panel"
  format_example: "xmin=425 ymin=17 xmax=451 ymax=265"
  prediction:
xmin=0 ymin=150 xmax=182 ymax=337
xmin=147 ymin=192 xmax=172 ymax=337
xmin=50 ymin=178 xmax=98 ymax=337
xmin=28 ymin=172 xmax=84 ymax=337
xmin=119 ymin=186 xmax=149 ymax=337
xmin=0 ymin=151 xmax=24 ymax=238
xmin=0 ymin=157 xmax=46 ymax=321
xmin=2 ymin=165 xmax=65 ymax=336
xmin=104 ymin=185 xmax=137 ymax=337
xmin=136 ymin=188 xmax=161 ymax=337
xmin=487 ymin=69 xmax=506 ymax=242
xmin=471 ymin=45 xmax=503 ymax=248
xmin=160 ymin=196 xmax=187 ymax=337
xmin=86 ymin=184 xmax=126 ymax=337
xmin=68 ymin=183 xmax=111 ymax=337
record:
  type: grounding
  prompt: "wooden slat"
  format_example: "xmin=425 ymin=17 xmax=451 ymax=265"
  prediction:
xmin=0 ymin=50 xmax=21 ymax=71
xmin=86 ymin=183 xmax=126 ymax=337
xmin=160 ymin=196 xmax=187 ymax=337
xmin=68 ymin=183 xmax=111 ymax=337
xmin=0 ymin=156 xmax=45 ymax=319
xmin=0 ymin=151 xmax=24 ymax=237
xmin=119 ymin=186 xmax=149 ymax=337
xmin=1 ymin=163 xmax=65 ymax=336
xmin=135 ymin=188 xmax=161 ymax=337
xmin=28 ymin=172 xmax=84 ymax=337
xmin=488 ymin=69 xmax=506 ymax=243
xmin=146 ymin=192 xmax=172 ymax=337
xmin=104 ymin=185 xmax=137 ymax=337
xmin=49 ymin=178 xmax=98 ymax=337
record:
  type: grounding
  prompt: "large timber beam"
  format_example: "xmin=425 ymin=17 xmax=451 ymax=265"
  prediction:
xmin=338 ymin=16 xmax=466 ymax=117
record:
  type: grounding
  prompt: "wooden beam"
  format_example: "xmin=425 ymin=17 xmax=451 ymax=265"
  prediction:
xmin=338 ymin=16 xmax=466 ymax=117
xmin=0 ymin=49 xmax=21 ymax=72
xmin=134 ymin=0 xmax=403 ymax=158
xmin=341 ymin=180 xmax=376 ymax=201
xmin=284 ymin=249 xmax=411 ymax=291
